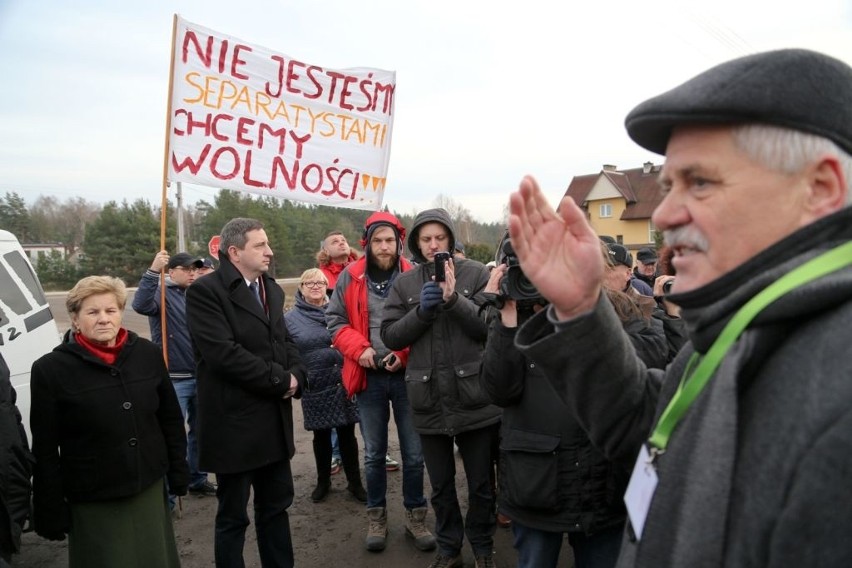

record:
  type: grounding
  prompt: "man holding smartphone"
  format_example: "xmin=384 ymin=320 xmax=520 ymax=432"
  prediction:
xmin=327 ymin=212 xmax=436 ymax=554
xmin=381 ymin=208 xmax=501 ymax=568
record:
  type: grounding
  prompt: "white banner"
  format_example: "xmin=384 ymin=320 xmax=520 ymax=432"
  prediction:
xmin=168 ymin=16 xmax=396 ymax=210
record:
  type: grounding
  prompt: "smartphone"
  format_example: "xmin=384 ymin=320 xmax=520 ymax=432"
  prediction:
xmin=434 ymin=251 xmax=452 ymax=282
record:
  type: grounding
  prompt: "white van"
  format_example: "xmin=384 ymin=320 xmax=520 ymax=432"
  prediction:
xmin=0 ymin=230 xmax=60 ymax=440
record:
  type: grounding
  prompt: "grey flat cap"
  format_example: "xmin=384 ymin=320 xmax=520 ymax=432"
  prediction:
xmin=625 ymin=49 xmax=852 ymax=156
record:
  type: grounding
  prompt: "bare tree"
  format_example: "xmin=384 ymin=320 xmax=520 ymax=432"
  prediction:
xmin=432 ymin=194 xmax=473 ymax=245
xmin=29 ymin=195 xmax=100 ymax=255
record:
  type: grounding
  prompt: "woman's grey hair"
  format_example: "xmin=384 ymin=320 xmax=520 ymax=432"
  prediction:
xmin=66 ymin=276 xmax=127 ymax=316
xmin=732 ymin=124 xmax=852 ymax=204
xmin=219 ymin=218 xmax=265 ymax=259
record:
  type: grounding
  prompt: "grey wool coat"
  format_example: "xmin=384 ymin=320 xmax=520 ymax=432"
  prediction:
xmin=516 ymin=206 xmax=852 ymax=568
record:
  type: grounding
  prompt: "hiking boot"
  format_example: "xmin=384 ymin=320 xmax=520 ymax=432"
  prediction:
xmin=311 ymin=480 xmax=331 ymax=503
xmin=427 ymin=553 xmax=463 ymax=568
xmin=475 ymin=553 xmax=498 ymax=568
xmin=347 ymin=482 xmax=367 ymax=503
xmin=405 ymin=507 xmax=436 ymax=551
xmin=365 ymin=507 xmax=388 ymax=551
xmin=188 ymin=480 xmax=217 ymax=497
xmin=385 ymin=454 xmax=400 ymax=471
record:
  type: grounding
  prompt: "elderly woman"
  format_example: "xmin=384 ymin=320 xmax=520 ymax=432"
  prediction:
xmin=29 ymin=276 xmax=188 ymax=567
xmin=284 ymin=268 xmax=366 ymax=503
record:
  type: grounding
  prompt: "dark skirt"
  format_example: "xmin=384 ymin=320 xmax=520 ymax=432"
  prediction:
xmin=68 ymin=478 xmax=179 ymax=568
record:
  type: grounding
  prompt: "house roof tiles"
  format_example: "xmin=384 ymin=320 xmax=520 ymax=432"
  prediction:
xmin=563 ymin=163 xmax=664 ymax=220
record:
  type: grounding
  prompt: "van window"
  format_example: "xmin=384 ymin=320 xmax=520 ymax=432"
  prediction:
xmin=0 ymin=250 xmax=53 ymax=344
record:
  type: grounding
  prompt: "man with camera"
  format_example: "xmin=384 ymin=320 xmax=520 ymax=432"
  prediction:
xmin=326 ymin=212 xmax=436 ymax=554
xmin=381 ymin=208 xmax=501 ymax=568
xmin=507 ymin=49 xmax=852 ymax=567
xmin=652 ymin=247 xmax=686 ymax=362
xmin=481 ymin=236 xmax=668 ymax=568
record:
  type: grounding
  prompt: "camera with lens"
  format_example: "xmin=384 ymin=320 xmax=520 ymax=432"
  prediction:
xmin=496 ymin=232 xmax=543 ymax=303
xmin=662 ymin=278 xmax=675 ymax=294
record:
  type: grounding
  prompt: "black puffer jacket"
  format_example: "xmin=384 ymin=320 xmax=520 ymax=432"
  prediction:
xmin=381 ymin=208 xmax=501 ymax=436
xmin=284 ymin=293 xmax=358 ymax=430
xmin=481 ymin=301 xmax=666 ymax=534
xmin=0 ymin=353 xmax=32 ymax=561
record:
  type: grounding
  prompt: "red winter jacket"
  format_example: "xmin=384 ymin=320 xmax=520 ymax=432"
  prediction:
xmin=326 ymin=255 xmax=411 ymax=397
xmin=319 ymin=251 xmax=359 ymax=292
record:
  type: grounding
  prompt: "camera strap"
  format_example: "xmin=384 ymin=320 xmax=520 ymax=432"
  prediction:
xmin=647 ymin=240 xmax=852 ymax=458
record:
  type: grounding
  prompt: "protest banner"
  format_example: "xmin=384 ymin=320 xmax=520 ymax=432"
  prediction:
xmin=165 ymin=16 xmax=396 ymax=211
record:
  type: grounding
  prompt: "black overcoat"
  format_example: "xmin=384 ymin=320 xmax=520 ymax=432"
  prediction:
xmin=0 ymin=353 xmax=32 ymax=559
xmin=29 ymin=330 xmax=188 ymax=539
xmin=186 ymin=253 xmax=307 ymax=474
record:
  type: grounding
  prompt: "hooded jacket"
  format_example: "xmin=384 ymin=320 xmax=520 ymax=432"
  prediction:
xmin=381 ymin=208 xmax=501 ymax=436
xmin=516 ymin=206 xmax=852 ymax=567
xmin=326 ymin=211 xmax=411 ymax=397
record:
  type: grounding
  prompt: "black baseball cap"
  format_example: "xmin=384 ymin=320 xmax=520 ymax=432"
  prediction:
xmin=167 ymin=252 xmax=204 ymax=270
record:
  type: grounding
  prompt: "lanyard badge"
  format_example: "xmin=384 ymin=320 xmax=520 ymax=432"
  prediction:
xmin=625 ymin=241 xmax=852 ymax=541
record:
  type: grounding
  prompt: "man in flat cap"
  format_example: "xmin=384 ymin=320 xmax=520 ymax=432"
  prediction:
xmin=632 ymin=247 xmax=658 ymax=290
xmin=506 ymin=48 xmax=852 ymax=567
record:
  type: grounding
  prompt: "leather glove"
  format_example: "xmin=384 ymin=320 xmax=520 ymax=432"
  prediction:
xmin=168 ymin=471 xmax=189 ymax=497
xmin=419 ymin=282 xmax=444 ymax=314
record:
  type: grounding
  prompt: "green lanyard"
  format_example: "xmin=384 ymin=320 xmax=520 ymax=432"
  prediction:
xmin=648 ymin=240 xmax=852 ymax=454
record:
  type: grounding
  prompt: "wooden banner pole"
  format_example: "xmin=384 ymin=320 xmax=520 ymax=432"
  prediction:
xmin=158 ymin=13 xmax=180 ymax=367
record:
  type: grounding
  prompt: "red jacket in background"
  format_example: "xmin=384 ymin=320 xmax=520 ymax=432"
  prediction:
xmin=326 ymin=255 xmax=411 ymax=397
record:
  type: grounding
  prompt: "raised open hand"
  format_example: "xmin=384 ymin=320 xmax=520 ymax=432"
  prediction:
xmin=508 ymin=175 xmax=603 ymax=320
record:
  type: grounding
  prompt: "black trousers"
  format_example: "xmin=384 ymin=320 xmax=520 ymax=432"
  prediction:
xmin=420 ymin=423 xmax=499 ymax=558
xmin=214 ymin=460 xmax=294 ymax=568
xmin=312 ymin=423 xmax=361 ymax=484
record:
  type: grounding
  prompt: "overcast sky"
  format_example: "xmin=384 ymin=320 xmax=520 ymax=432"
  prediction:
xmin=1 ymin=0 xmax=850 ymax=223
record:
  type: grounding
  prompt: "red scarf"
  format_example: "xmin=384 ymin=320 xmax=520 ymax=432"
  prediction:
xmin=75 ymin=328 xmax=129 ymax=365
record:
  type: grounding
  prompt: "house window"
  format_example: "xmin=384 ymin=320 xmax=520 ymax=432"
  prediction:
xmin=599 ymin=203 xmax=612 ymax=218
xmin=649 ymin=221 xmax=656 ymax=244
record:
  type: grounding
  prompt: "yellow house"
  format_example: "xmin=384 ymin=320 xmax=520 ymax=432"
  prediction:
xmin=562 ymin=162 xmax=664 ymax=254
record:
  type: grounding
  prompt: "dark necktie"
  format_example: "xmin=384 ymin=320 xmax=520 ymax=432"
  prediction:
xmin=249 ymin=281 xmax=263 ymax=308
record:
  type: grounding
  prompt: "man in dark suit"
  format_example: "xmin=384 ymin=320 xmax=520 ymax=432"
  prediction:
xmin=186 ymin=217 xmax=307 ymax=568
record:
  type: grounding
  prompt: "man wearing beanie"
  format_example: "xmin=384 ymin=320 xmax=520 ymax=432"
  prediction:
xmin=507 ymin=49 xmax=852 ymax=567
xmin=326 ymin=211 xmax=436 ymax=554
xmin=382 ymin=208 xmax=501 ymax=568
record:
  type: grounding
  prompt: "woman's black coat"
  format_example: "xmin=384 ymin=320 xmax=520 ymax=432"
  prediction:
xmin=29 ymin=331 xmax=188 ymax=540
